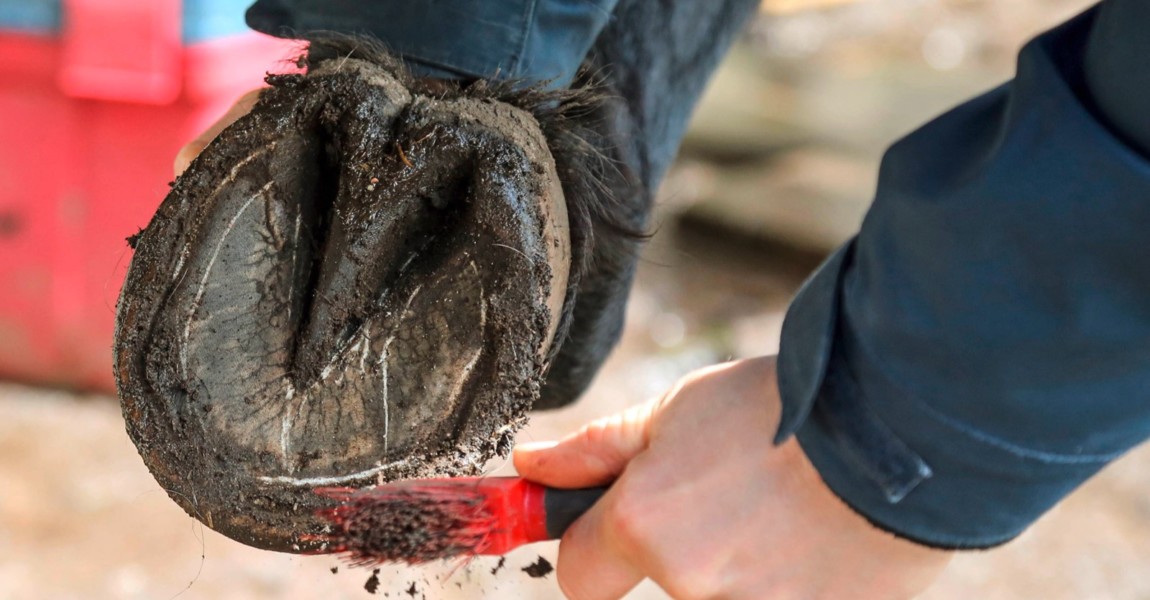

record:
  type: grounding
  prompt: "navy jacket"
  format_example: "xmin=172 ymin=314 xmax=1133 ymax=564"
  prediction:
xmin=246 ymin=0 xmax=1150 ymax=549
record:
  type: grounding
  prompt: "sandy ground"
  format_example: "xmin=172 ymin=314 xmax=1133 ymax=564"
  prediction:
xmin=2 ymin=226 xmax=1149 ymax=600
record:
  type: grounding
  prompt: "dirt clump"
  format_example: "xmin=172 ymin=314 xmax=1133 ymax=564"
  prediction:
xmin=364 ymin=569 xmax=381 ymax=594
xmin=522 ymin=556 xmax=554 ymax=578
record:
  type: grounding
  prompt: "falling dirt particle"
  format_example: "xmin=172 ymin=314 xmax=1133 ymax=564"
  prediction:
xmin=365 ymin=569 xmax=381 ymax=594
xmin=330 ymin=566 xmax=339 ymax=574
xmin=522 ymin=556 xmax=553 ymax=578
xmin=491 ymin=556 xmax=506 ymax=576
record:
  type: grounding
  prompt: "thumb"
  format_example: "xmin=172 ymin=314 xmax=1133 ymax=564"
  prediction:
xmin=514 ymin=399 xmax=658 ymax=489
xmin=174 ymin=88 xmax=264 ymax=177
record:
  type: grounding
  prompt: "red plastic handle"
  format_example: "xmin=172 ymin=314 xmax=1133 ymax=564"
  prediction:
xmin=468 ymin=477 xmax=550 ymax=555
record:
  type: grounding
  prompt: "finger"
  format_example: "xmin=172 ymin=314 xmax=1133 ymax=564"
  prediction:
xmin=174 ymin=89 xmax=264 ymax=176
xmin=514 ymin=399 xmax=657 ymax=488
xmin=556 ymin=486 xmax=646 ymax=600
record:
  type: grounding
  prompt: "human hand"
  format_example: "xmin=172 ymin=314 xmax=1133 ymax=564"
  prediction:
xmin=514 ymin=356 xmax=952 ymax=600
xmin=173 ymin=88 xmax=263 ymax=176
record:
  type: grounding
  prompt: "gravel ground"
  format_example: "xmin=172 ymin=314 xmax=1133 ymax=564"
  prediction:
xmin=2 ymin=225 xmax=1149 ymax=599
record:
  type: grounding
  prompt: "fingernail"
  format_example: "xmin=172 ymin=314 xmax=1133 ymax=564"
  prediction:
xmin=515 ymin=440 xmax=559 ymax=453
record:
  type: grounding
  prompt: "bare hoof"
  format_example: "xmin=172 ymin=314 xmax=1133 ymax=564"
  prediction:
xmin=115 ymin=51 xmax=569 ymax=552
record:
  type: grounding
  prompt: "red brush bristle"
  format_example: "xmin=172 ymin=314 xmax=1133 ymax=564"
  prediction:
xmin=312 ymin=485 xmax=500 ymax=566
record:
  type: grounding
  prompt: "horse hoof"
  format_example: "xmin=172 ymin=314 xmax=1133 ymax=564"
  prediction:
xmin=114 ymin=49 xmax=569 ymax=552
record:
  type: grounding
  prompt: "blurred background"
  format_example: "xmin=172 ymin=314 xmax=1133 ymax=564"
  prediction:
xmin=3 ymin=0 xmax=1147 ymax=598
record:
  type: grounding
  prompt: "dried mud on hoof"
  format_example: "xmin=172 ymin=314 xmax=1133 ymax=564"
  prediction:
xmin=114 ymin=50 xmax=570 ymax=552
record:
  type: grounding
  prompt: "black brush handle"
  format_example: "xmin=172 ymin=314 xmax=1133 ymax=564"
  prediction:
xmin=543 ymin=486 xmax=610 ymax=539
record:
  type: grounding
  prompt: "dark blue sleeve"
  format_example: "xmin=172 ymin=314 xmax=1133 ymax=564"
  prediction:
xmin=776 ymin=2 xmax=1150 ymax=549
xmin=245 ymin=0 xmax=618 ymax=87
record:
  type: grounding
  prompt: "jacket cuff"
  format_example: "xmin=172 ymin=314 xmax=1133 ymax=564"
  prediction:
xmin=790 ymin=325 xmax=1113 ymax=549
xmin=779 ymin=237 xmax=1118 ymax=549
xmin=776 ymin=5 xmax=1141 ymax=550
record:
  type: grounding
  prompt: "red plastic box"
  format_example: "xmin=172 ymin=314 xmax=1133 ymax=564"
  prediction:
xmin=0 ymin=0 xmax=295 ymax=391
